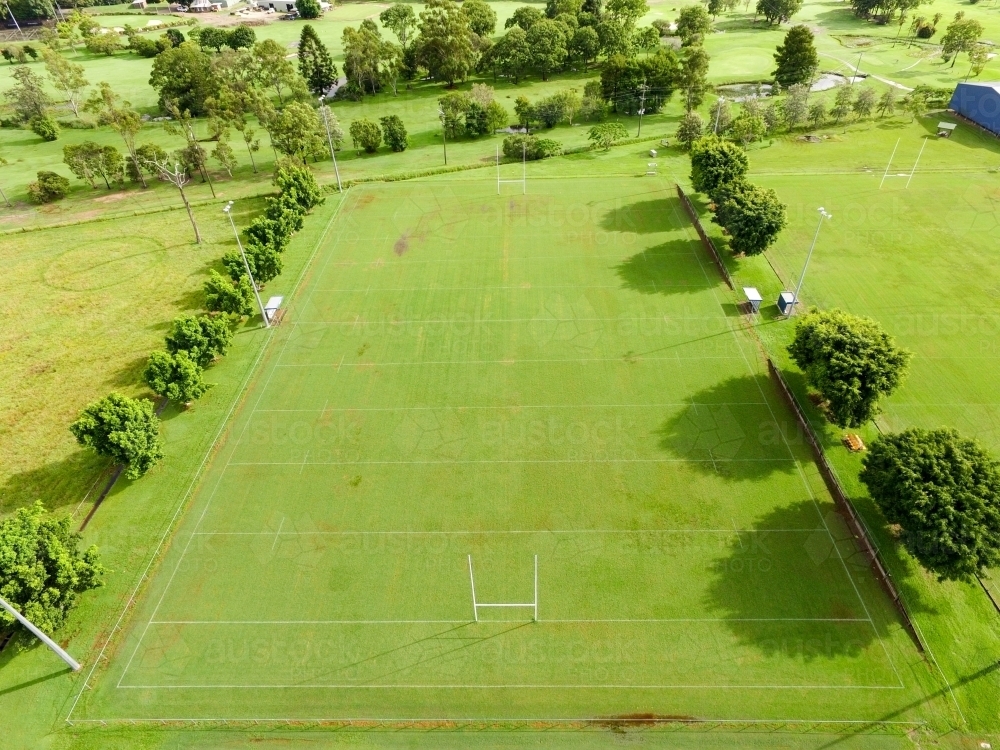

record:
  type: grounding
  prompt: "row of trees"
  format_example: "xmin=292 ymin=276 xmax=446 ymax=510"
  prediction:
xmin=787 ymin=309 xmax=1000 ymax=583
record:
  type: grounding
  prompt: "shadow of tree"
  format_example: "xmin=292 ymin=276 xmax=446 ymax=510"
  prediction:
xmin=103 ymin=355 xmax=148 ymax=389
xmin=600 ymin=198 xmax=678 ymax=235
xmin=704 ymin=500 xmax=888 ymax=658
xmin=614 ymin=240 xmax=719 ymax=296
xmin=654 ymin=374 xmax=804 ymax=480
xmin=0 ymin=450 xmax=108 ymax=515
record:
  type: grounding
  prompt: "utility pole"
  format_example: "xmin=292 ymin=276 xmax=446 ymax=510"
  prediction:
xmin=636 ymin=84 xmax=649 ymax=137
xmin=714 ymin=95 xmax=726 ymax=134
xmin=0 ymin=595 xmax=80 ymax=671
xmin=318 ymin=97 xmax=342 ymax=192
xmin=789 ymin=207 xmax=832 ymax=316
xmin=223 ymin=201 xmax=270 ymax=328
xmin=438 ymin=108 xmax=448 ymax=165
xmin=3 ymin=2 xmax=25 ymax=39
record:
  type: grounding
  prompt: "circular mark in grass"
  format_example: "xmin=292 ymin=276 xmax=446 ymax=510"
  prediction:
xmin=44 ymin=236 xmax=167 ymax=291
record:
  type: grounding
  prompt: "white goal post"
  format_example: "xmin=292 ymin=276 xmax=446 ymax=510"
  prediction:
xmin=468 ymin=554 xmax=538 ymax=622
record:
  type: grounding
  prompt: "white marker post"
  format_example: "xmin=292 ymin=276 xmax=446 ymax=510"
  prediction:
xmin=0 ymin=595 xmax=81 ymax=671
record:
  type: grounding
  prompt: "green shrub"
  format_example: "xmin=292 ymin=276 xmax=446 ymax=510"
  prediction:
xmin=379 ymin=114 xmax=408 ymax=151
xmin=30 ymin=114 xmax=59 ymax=142
xmin=502 ymin=134 xmax=560 ymax=160
xmin=143 ymin=350 xmax=208 ymax=404
xmin=27 ymin=170 xmax=70 ymax=203
xmin=204 ymin=270 xmax=255 ymax=317
xmin=349 ymin=118 xmax=382 ymax=154
xmin=70 ymin=392 xmax=163 ymax=479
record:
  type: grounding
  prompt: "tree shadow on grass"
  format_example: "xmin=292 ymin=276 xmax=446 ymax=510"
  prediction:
xmin=704 ymin=499 xmax=890 ymax=658
xmin=614 ymin=240 xmax=720 ymax=297
xmin=653 ymin=374 xmax=804 ymax=481
xmin=600 ymin=198 xmax=678 ymax=235
xmin=103 ymin=354 xmax=148 ymax=389
xmin=0 ymin=450 xmax=108 ymax=515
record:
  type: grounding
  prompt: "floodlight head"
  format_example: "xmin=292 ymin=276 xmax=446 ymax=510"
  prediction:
xmin=223 ymin=200 xmax=234 ymax=213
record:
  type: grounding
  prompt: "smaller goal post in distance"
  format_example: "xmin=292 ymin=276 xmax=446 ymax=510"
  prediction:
xmin=467 ymin=554 xmax=538 ymax=622
xmin=496 ymin=144 xmax=527 ymax=195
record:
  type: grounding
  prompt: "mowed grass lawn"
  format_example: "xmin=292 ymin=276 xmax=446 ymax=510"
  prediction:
xmin=0 ymin=199 xmax=264 ymax=516
xmin=680 ymin=115 xmax=1000 ymax=728
xmin=72 ymin=177 xmax=949 ymax=724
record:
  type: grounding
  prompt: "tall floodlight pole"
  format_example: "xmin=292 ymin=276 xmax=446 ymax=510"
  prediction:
xmin=318 ymin=97 xmax=342 ymax=192
xmin=714 ymin=95 xmax=726 ymax=134
xmin=0 ymin=595 xmax=80 ymax=671
xmin=3 ymin=2 xmax=25 ymax=39
xmin=788 ymin=207 xmax=832 ymax=316
xmin=438 ymin=108 xmax=448 ymax=165
xmin=636 ymin=84 xmax=648 ymax=137
xmin=223 ymin=201 xmax=270 ymax=328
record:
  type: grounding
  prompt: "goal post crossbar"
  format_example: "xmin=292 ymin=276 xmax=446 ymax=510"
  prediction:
xmin=496 ymin=144 xmax=527 ymax=195
xmin=468 ymin=554 xmax=538 ymax=622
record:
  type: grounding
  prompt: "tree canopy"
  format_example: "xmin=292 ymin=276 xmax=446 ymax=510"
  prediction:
xmin=860 ymin=428 xmax=1000 ymax=581
xmin=0 ymin=502 xmax=104 ymax=635
xmin=714 ymin=181 xmax=787 ymax=255
xmin=164 ymin=314 xmax=233 ymax=367
xmin=417 ymin=0 xmax=477 ymax=86
xmin=70 ymin=393 xmax=164 ymax=479
xmin=757 ymin=0 xmax=803 ymax=24
xmin=772 ymin=24 xmax=818 ymax=87
xmin=788 ymin=308 xmax=912 ymax=428
xmin=689 ymin=134 xmax=748 ymax=199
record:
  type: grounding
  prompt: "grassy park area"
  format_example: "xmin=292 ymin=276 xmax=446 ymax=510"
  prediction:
xmin=3 ymin=0 xmax=1000 ymax=744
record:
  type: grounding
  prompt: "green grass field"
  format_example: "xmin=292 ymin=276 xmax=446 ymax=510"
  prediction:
xmin=64 ymin=176 xmax=951 ymax=726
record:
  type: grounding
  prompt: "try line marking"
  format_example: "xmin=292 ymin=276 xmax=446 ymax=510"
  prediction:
xmin=116 ymin=683 xmax=905 ymax=691
xmin=190 ymin=528 xmax=826 ymax=536
xmin=147 ymin=617 xmax=872 ymax=624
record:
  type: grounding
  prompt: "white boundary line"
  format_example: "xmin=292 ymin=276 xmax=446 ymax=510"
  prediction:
xmin=146 ymin=617 xmax=873 ymax=625
xmin=275 ymin=356 xmax=748 ymax=367
xmin=225 ymin=458 xmax=798 ymax=466
xmin=65 ymin=716 xmax=927 ymax=725
xmin=189 ymin=528 xmax=825 ymax=536
xmin=253 ymin=402 xmax=771 ymax=412
xmin=115 ymin=683 xmax=906 ymax=691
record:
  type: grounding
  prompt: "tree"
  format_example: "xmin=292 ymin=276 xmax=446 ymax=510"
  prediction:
xmin=166 ymin=28 xmax=185 ymax=47
xmin=729 ymin=108 xmax=766 ymax=146
xmin=506 ymin=6 xmax=545 ymax=30
xmin=709 ymin=97 xmax=732 ymax=133
xmin=968 ymin=42 xmax=989 ymax=78
xmin=679 ymin=45 xmax=710 ymax=111
xmin=439 ymin=89 xmax=470 ymax=137
xmin=860 ymin=429 xmax=1000 ymax=582
xmin=252 ymin=39 xmax=307 ymax=105
xmin=144 ymin=350 xmax=208 ymax=404
xmin=488 ymin=26 xmax=532 ymax=83
xmin=298 ymin=0 xmax=322 ymax=19
xmin=381 ymin=3 xmax=418 ymax=47
xmin=830 ymin=82 xmax=854 ymax=122
xmin=0 ymin=502 xmax=104 ymax=636
xmin=486 ymin=99 xmax=509 ymax=132
xmin=4 ymin=66 xmax=50 ymax=122
xmin=526 ymin=20 xmax=568 ymax=81
xmin=676 ymin=110 xmax=704 ymax=149
xmin=63 ymin=142 xmax=123 ymax=189
xmin=772 ymin=25 xmax=817 ymax=87
xmin=714 ymin=181 xmax=786 ymax=255
xmin=876 ymin=87 xmax=896 ymax=117
xmin=756 ymin=0 xmax=802 ymax=25
xmin=461 ymin=0 xmax=497 ymax=36
xmin=224 ymin=242 xmax=283 ymax=285
xmin=588 ymin=121 xmax=628 ymax=149
xmin=675 ymin=5 xmax=712 ymax=45
xmin=85 ymin=31 xmax=123 ymax=56
xmin=70 ymin=393 xmax=164 ymax=479
xmin=570 ymin=25 xmax=600 ymax=68
xmin=204 ymin=270 xmax=255 ymax=316
xmin=417 ymin=0 xmax=477 ymax=86
xmin=514 ymin=95 xmax=534 ymax=130
xmin=380 ymin=114 xmax=408 ymax=151
xmin=606 ymin=0 xmax=649 ymax=28
xmin=689 ymin=135 xmax=748 ymax=198
xmin=195 ymin=26 xmax=228 ymax=53
xmin=27 ymin=171 xmax=70 ymax=203
xmin=350 ymin=117 xmax=383 ymax=153
xmin=788 ymin=308 xmax=912 ymax=428
xmin=270 ymin=101 xmax=325 ymax=161
xmin=41 ymin=47 xmax=87 ymax=118
xmin=901 ymin=89 xmax=927 ymax=122
xmin=707 ymin=0 xmax=739 ymax=16
xmin=808 ymin=100 xmax=826 ymax=127
xmin=783 ymin=82 xmax=809 ymax=129
xmin=852 ymin=86 xmax=876 ymax=119
xmin=149 ymin=42 xmax=218 ymax=116
xmin=298 ymin=24 xmax=338 ymax=96
xmin=30 ymin=114 xmax=59 ymax=142
xmin=941 ymin=15 xmax=983 ymax=68
xmin=226 ymin=25 xmax=256 ymax=50
xmin=165 ymin=314 xmax=233 ymax=367
xmin=342 ymin=21 xmax=384 ymax=95
xmin=212 ymin=133 xmax=238 ymax=177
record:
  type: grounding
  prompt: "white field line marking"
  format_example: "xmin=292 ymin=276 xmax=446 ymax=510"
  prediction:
xmin=309 ymin=284 xmax=703 ymax=292
xmin=57 ymin=191 xmax=353 ymax=722
xmin=67 ymin=717 xmax=927 ymax=725
xmin=292 ymin=316 xmax=714 ymax=325
xmin=271 ymin=517 xmax=284 ymax=552
xmin=190 ymin=528 xmax=825 ymax=536
xmin=276 ymin=356 xmax=746 ymax=368
xmin=253 ymin=402 xmax=770 ymax=413
xmin=107 ymin=193 xmax=357 ymax=696
xmin=670 ymin=189 xmax=908 ymax=691
xmin=148 ymin=617 xmax=872 ymax=625
xmin=327 ymin=252 xmax=691 ymax=264
xmin=116 ymin=683 xmax=905 ymax=690
xmin=226 ymin=458 xmax=797 ymax=466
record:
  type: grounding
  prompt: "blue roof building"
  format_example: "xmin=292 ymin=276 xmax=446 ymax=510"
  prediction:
xmin=949 ymin=82 xmax=1000 ymax=135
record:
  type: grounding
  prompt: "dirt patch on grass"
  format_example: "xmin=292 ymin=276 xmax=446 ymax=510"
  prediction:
xmin=357 ymin=193 xmax=375 ymax=208
xmin=92 ymin=192 xmax=131 ymax=204
xmin=393 ymin=233 xmax=409 ymax=255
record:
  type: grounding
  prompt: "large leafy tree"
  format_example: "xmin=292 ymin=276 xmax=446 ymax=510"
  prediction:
xmin=861 ymin=429 xmax=1000 ymax=581
xmin=252 ymin=39 xmax=308 ymax=105
xmin=297 ymin=0 xmax=322 ymax=19
xmin=460 ymin=0 xmax=497 ymax=36
xmin=505 ymin=5 xmax=545 ymax=30
xmin=788 ymin=308 xmax=912 ymax=428
xmin=84 ymin=83 xmax=147 ymax=188
xmin=600 ymin=49 xmax=678 ymax=114
xmin=0 ymin=502 xmax=104 ymax=635
xmin=269 ymin=101 xmax=325 ymax=160
xmin=3 ymin=66 xmax=50 ymax=123
xmin=526 ymin=20 xmax=568 ymax=80
xmin=343 ymin=20 xmax=385 ymax=95
xmin=204 ymin=271 xmax=255 ymax=316
xmin=380 ymin=3 xmax=418 ymax=47
xmin=483 ymin=26 xmax=532 ymax=82
xmin=941 ymin=14 xmax=983 ymax=68
xmin=772 ymin=24 xmax=818 ymax=86
xmin=416 ymin=0 xmax=478 ymax=86
xmin=757 ymin=0 xmax=803 ymax=24
xmin=689 ymin=134 xmax=748 ymax=199
xmin=70 ymin=393 xmax=164 ymax=479
xmin=298 ymin=24 xmax=338 ymax=96
xmin=678 ymin=44 xmax=710 ymax=111
xmin=165 ymin=314 xmax=233 ymax=367
xmin=41 ymin=46 xmax=88 ymax=118
xmin=148 ymin=41 xmax=219 ymax=116
xmin=675 ymin=4 xmax=712 ymax=45
xmin=714 ymin=181 xmax=786 ymax=255
xmin=144 ymin=350 xmax=208 ymax=404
